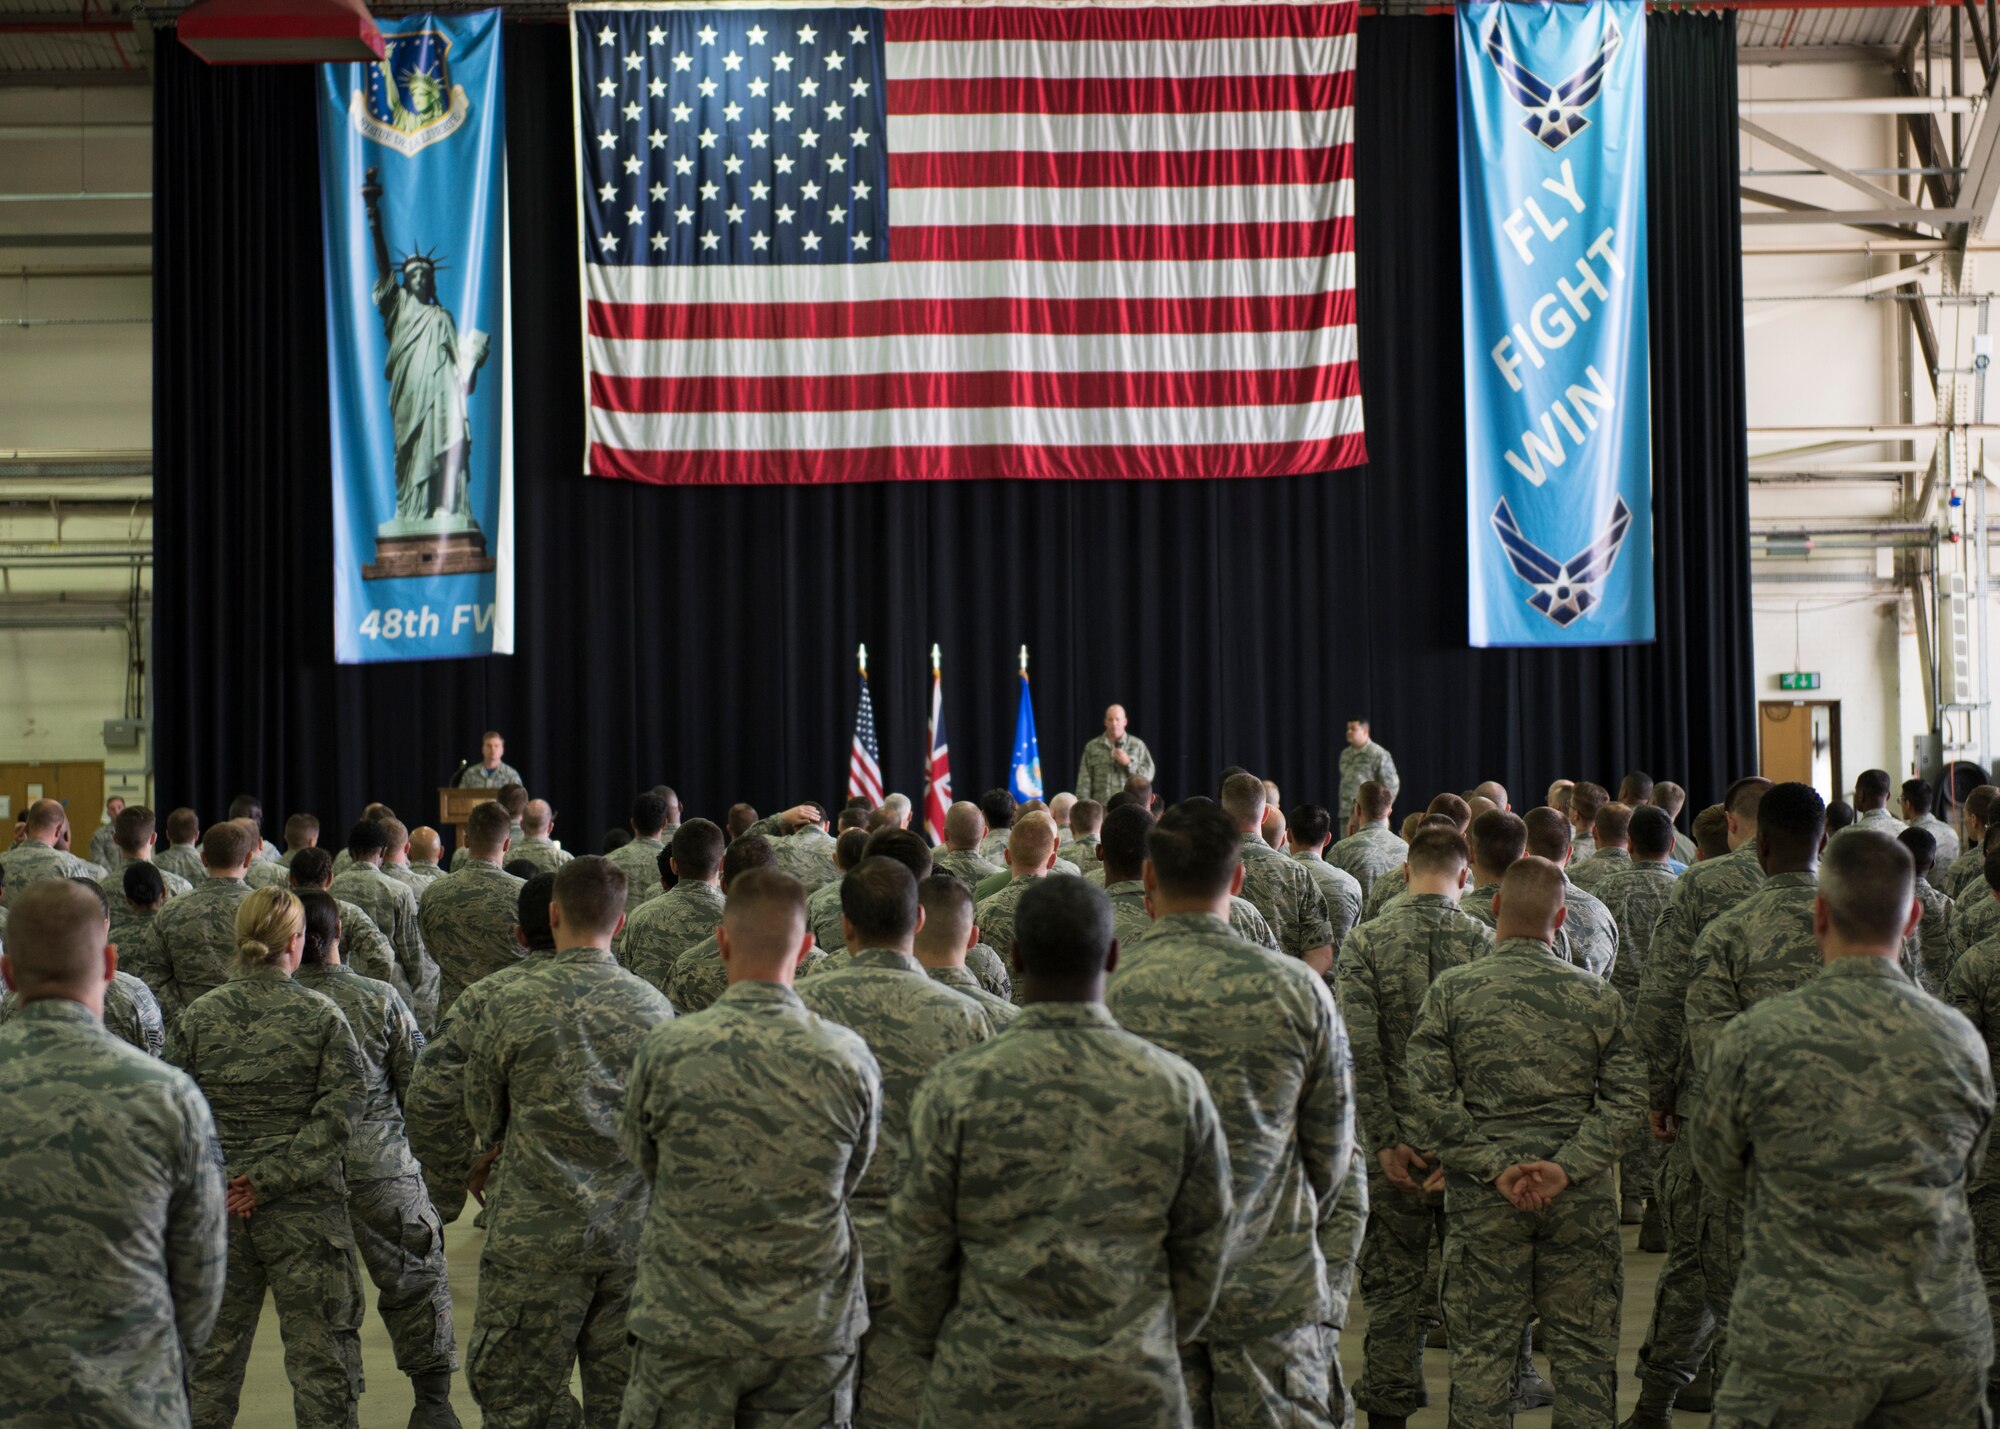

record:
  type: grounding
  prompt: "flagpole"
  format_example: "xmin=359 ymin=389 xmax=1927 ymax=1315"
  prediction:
xmin=1019 ymin=643 xmax=1028 ymax=677
xmin=858 ymin=641 xmax=867 ymax=678
xmin=931 ymin=643 xmax=941 ymax=677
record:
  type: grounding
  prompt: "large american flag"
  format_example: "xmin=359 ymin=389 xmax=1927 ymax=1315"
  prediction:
xmin=572 ymin=2 xmax=1362 ymax=485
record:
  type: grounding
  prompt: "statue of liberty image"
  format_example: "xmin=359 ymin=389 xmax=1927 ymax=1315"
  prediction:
xmin=358 ymin=166 xmax=494 ymax=578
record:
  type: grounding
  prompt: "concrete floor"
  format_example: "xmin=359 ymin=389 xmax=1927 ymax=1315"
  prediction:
xmin=232 ymin=1221 xmax=1703 ymax=1427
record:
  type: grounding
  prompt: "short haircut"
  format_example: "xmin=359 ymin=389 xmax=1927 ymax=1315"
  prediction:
xmin=504 ymin=859 xmax=541 ymax=881
xmin=1008 ymin=811 xmax=1059 ymax=869
xmin=517 ymin=873 xmax=557 ymax=951
xmin=24 ymin=799 xmax=64 ymax=836
xmin=166 ymin=807 xmax=200 ymax=845
xmin=1757 ymin=782 xmax=1826 ymax=858
xmin=1523 ymin=808 xmax=1572 ymax=862
xmin=1571 ymin=782 xmax=1610 ymax=828
xmin=297 ymin=890 xmax=340 ymax=966
xmin=979 ymin=788 xmax=1017 ymax=832
xmin=1822 ymin=830 xmax=1916 ymax=943
xmin=1291 ymin=804 xmax=1333 ymax=847
xmin=1651 ymin=781 xmax=1687 ymax=816
xmin=837 ymin=806 xmax=871 ymax=833
xmin=1014 ymin=876 xmax=1115 ymax=982
xmin=409 ymin=827 xmax=441 ymax=861
xmin=1899 ymin=826 xmax=1938 ymax=878
xmin=378 ymin=817 xmax=409 ymax=849
xmin=1070 ymin=799 xmax=1105 ymax=838
xmin=1724 ymin=777 xmax=1774 ymax=821
xmin=669 ymin=819 xmax=726 ymax=881
xmin=1593 ymin=801 xmax=1632 ymax=846
xmin=864 ymin=828 xmax=935 ymax=887
xmin=1470 ymin=810 xmax=1528 ymax=873
xmin=466 ymin=800 xmax=514 ymax=852
xmin=496 ymin=784 xmax=529 ymax=820
xmin=1693 ymin=804 xmax=1731 ymax=858
xmin=1826 ymin=801 xmax=1856 ymax=832
xmin=722 ymin=834 xmax=777 ymax=886
xmin=227 ymin=794 xmax=263 ymax=824
xmin=1100 ymin=803 xmax=1155 ymax=879
xmin=201 ymin=820 xmax=258 ymax=871
xmin=346 ymin=820 xmax=391 ymax=860
xmin=726 ymin=804 xmax=759 ymax=838
xmin=1406 ymin=826 xmax=1470 ymax=877
xmin=553 ymin=856 xmax=627 ymax=936
xmin=1497 ymin=856 xmax=1566 ymax=936
xmin=122 ymin=861 xmax=166 ymax=908
xmin=289 ymin=847 xmax=334 ymax=887
xmin=520 ymin=801 xmax=553 ymax=835
xmin=1618 ymin=771 xmax=1655 ymax=805
xmin=282 ymin=812 xmax=319 ymax=848
xmin=1146 ymin=800 xmax=1241 ymax=900
xmin=361 ymin=802 xmax=396 ymax=823
xmin=1902 ymin=778 xmax=1935 ymax=816
xmin=840 ymin=856 xmax=921 ymax=943
xmin=5 ymin=879 xmax=109 ymax=995
xmin=1220 ymin=772 xmax=1268 ymax=825
xmin=1856 ymin=769 xmax=1893 ymax=806
xmin=1426 ymin=792 xmax=1472 ymax=833
xmin=1628 ymin=805 xmax=1675 ymax=860
xmin=720 ymin=866 xmax=808 ymax=964
xmin=944 ymin=801 xmax=985 ymax=847
xmin=112 ymin=805 xmax=158 ymax=855
xmin=630 ymin=793 xmax=669 ymax=836
xmin=834 ymin=828 xmax=870 ymax=873
xmin=1217 ymin=765 xmax=1250 ymax=795
xmin=482 ymin=729 xmax=502 ymax=742
xmin=1357 ymin=781 xmax=1395 ymax=821
xmin=234 ymin=886 xmax=302 ymax=968
xmin=915 ymin=874 xmax=973 ymax=954
xmin=1970 ymin=785 xmax=2000 ymax=829
xmin=603 ymin=829 xmax=633 ymax=854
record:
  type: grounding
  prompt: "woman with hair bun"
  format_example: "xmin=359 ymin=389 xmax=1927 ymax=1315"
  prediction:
xmin=168 ymin=885 xmax=367 ymax=1429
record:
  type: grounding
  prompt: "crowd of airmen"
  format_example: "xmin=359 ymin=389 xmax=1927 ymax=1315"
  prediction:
xmin=0 ymin=720 xmax=1994 ymax=1429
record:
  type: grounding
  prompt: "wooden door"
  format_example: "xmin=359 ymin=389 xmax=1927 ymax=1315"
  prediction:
xmin=1759 ymin=702 xmax=1816 ymax=786
xmin=0 ymin=761 xmax=106 ymax=839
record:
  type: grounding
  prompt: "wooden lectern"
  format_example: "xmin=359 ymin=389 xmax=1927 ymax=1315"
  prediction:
xmin=438 ymin=786 xmax=490 ymax=855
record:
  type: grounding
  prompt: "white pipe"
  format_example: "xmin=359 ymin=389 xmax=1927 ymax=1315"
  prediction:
xmin=1741 ymin=97 xmax=1980 ymax=115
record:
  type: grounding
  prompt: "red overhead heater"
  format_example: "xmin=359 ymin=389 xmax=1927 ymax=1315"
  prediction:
xmin=177 ymin=0 xmax=385 ymax=65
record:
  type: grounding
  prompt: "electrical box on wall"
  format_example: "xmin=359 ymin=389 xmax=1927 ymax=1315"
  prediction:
xmin=1914 ymin=733 xmax=1943 ymax=783
xmin=101 ymin=720 xmax=144 ymax=750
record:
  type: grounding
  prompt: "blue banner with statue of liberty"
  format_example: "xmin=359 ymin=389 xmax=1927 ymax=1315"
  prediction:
xmin=1458 ymin=0 xmax=1652 ymax=648
xmin=318 ymin=9 xmax=512 ymax=664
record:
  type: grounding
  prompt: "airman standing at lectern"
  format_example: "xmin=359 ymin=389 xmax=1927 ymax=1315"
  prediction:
xmin=458 ymin=731 xmax=522 ymax=790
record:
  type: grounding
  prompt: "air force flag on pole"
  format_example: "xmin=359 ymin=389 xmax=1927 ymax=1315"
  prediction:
xmin=1458 ymin=0 xmax=1652 ymax=647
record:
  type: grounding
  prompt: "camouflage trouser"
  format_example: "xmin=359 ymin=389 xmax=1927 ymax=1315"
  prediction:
xmin=618 ymin=1335 xmax=855 ymax=1429
xmin=1696 ymin=1184 xmax=1745 ymax=1386
xmin=467 ymin=1254 xmax=633 ymax=1429
xmin=1622 ymin=1131 xmax=1663 ymax=1202
xmin=191 ymin=1201 xmax=365 ymax=1429
xmin=1183 ymin=1324 xmax=1339 ymax=1429
xmin=854 ymin=1274 xmax=927 ymax=1429
xmin=1323 ymin=1149 xmax=1371 ymax=1330
xmin=1634 ymin=1135 xmax=1714 ymax=1392
xmin=1440 ymin=1182 xmax=1622 ymax=1429
xmin=1353 ymin=1167 xmax=1445 ymax=1417
xmin=1711 ymin=1358 xmax=1990 ymax=1428
xmin=348 ymin=1172 xmax=457 ymax=1375
xmin=1974 ymin=1184 xmax=2000 ymax=1406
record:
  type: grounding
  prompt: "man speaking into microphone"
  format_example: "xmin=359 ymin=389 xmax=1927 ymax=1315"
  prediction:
xmin=1075 ymin=704 xmax=1155 ymax=805
xmin=458 ymin=729 xmax=523 ymax=789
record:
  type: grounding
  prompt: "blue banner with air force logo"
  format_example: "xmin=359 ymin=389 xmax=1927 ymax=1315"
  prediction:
xmin=318 ymin=9 xmax=513 ymax=664
xmin=1458 ymin=0 xmax=1652 ymax=647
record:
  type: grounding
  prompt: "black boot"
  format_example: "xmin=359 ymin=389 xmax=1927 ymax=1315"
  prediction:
xmin=1680 ymin=1357 xmax=1715 ymax=1413
xmin=1619 ymin=1377 xmax=1679 ymax=1429
xmin=1637 ymin=1196 xmax=1667 ymax=1253
xmin=407 ymin=1371 xmax=463 ymax=1429
xmin=1366 ymin=1417 xmax=1409 ymax=1429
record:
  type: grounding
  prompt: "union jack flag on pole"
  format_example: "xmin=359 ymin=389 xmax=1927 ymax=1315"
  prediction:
xmin=923 ymin=644 xmax=950 ymax=845
xmin=571 ymin=2 xmax=1362 ymax=485
xmin=849 ymin=645 xmax=885 ymax=805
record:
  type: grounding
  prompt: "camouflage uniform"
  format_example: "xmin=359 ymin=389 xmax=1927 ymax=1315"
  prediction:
xmin=796 ymin=947 xmax=992 ymax=1429
xmin=621 ymin=880 xmax=725 ymax=997
xmin=87 ymin=820 xmax=118 ymax=870
xmin=1406 ymin=937 xmax=1645 ymax=1429
xmin=1683 ymin=870 xmax=1822 ymax=1386
xmin=127 ymin=876 xmax=254 ymax=1032
xmin=1946 ymin=940 xmax=2000 ymax=1411
xmin=607 ymin=835 xmax=669 ymax=918
xmin=1337 ymin=741 xmax=1400 ymax=830
xmin=1630 ymin=844 xmax=1766 ymax=1405
xmin=1941 ymin=841 xmax=1988 ymax=903
xmin=1912 ymin=811 xmax=1963 ymax=867
xmin=0 ymin=968 xmax=165 ymax=1057
xmin=619 ymin=980 xmax=880 ymax=1426
xmin=293 ymin=961 xmax=457 ymax=1379
xmin=507 ymin=834 xmax=572 ymax=875
xmin=977 ymin=829 xmax=1011 ymax=863
xmin=1957 ymin=888 xmax=2000 ymax=959
xmin=1334 ymin=893 xmax=1493 ymax=1418
xmin=169 ymin=966 xmax=367 ymax=1429
xmin=1 ymin=839 xmax=103 ymax=892
xmin=1321 ymin=1147 xmax=1370 ymax=1427
xmin=458 ymin=760 xmax=523 ymax=789
xmin=244 ymin=859 xmax=291 ymax=891
xmin=0 ymin=998 xmax=225 ymax=1428
xmin=966 ymin=942 xmax=1012 ymax=1001
xmin=1700 ymin=957 xmax=1993 ymax=1425
xmin=100 ymin=859 xmax=195 ymax=901
xmin=892 ymin=999 xmax=1234 ymax=1427
xmin=157 ymin=843 xmax=207 ymax=885
xmin=925 ymin=962 xmax=1019 ymax=1027
xmin=806 ymin=873 xmax=848 ymax=951
xmin=667 ymin=933 xmax=838 ymax=1017
xmin=460 ymin=946 xmax=673 ymax=1428
xmin=775 ymin=826 xmax=841 ymax=892
xmin=1459 ymin=884 xmax=1498 ymax=929
xmin=974 ymin=873 xmax=1053 ymax=969
xmin=417 ymin=860 xmax=526 ymax=1017
xmin=1852 ymin=807 xmax=1907 ymax=836
xmin=1065 ymin=833 xmax=1103 ymax=877
xmin=1107 ymin=912 xmax=1354 ymax=1429
xmin=1907 ymin=877 xmax=1955 ymax=994
xmin=1554 ymin=878 xmax=1618 ymax=979
xmin=402 ymin=861 xmax=447 ymax=889
xmin=1104 ymin=880 xmax=1280 ymax=958
xmin=933 ymin=847 xmax=1004 ymax=893
xmin=1362 ymin=867 xmax=1409 ymax=925
xmin=330 ymin=863 xmax=436 ymax=1026
xmin=1238 ymin=836 xmax=1335 ymax=962
xmin=1594 ymin=859 xmax=1681 ymax=1200
xmin=1291 ymin=848 xmax=1362 ymax=953
xmin=1568 ymin=847 xmax=1630 ymax=896
xmin=1330 ymin=824 xmax=1406 ymax=904
xmin=1075 ymin=733 xmax=1156 ymax=805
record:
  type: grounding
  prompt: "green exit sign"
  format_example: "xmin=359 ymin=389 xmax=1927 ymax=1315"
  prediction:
xmin=1779 ymin=672 xmax=1822 ymax=691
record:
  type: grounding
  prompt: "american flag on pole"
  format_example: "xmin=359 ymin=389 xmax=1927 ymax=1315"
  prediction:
xmin=571 ymin=3 xmax=1362 ymax=485
xmin=849 ymin=652 xmax=884 ymax=805
xmin=923 ymin=646 xmax=950 ymax=845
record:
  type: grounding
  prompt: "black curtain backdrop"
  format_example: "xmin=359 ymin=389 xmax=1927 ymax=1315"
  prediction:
xmin=153 ymin=15 xmax=1754 ymax=845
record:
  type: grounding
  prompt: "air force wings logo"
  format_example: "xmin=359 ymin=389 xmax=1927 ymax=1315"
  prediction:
xmin=1484 ymin=16 xmax=1623 ymax=151
xmin=1491 ymin=497 xmax=1633 ymax=628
